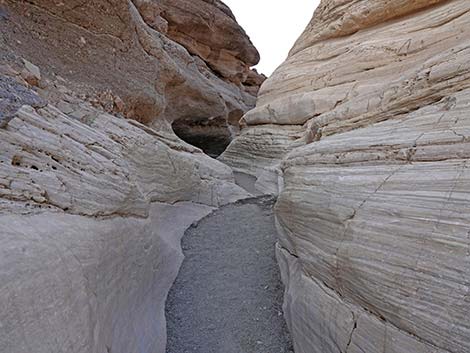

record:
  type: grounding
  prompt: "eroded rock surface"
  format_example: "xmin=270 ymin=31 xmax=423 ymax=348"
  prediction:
xmin=0 ymin=0 xmax=265 ymax=144
xmin=155 ymin=0 xmax=260 ymax=85
xmin=0 ymin=73 xmax=250 ymax=353
xmin=0 ymin=0 xmax=260 ymax=352
xmin=223 ymin=1 xmax=470 ymax=352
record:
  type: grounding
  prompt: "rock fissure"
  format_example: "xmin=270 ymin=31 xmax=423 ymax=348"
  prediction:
xmin=467 ymin=229 xmax=470 ymax=258
xmin=2 ymin=1 xmax=470 ymax=353
xmin=0 ymin=1 xmax=267 ymax=351
xmin=310 ymin=257 xmax=453 ymax=353
xmin=344 ymin=313 xmax=357 ymax=353
xmin=222 ymin=1 xmax=470 ymax=353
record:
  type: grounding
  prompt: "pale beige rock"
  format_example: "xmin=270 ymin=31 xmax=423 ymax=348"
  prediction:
xmin=0 ymin=1 xmax=256 ymax=351
xmin=219 ymin=124 xmax=304 ymax=194
xmin=0 ymin=80 xmax=249 ymax=353
xmin=0 ymin=201 xmax=214 ymax=353
xmin=221 ymin=125 xmax=304 ymax=176
xmin=223 ymin=0 xmax=470 ymax=183
xmin=20 ymin=58 xmax=41 ymax=87
xmin=277 ymin=246 xmax=449 ymax=353
xmin=0 ymin=104 xmax=247 ymax=215
xmin=224 ymin=1 xmax=470 ymax=352
xmin=0 ymin=0 xmax=264 ymax=140
xmin=277 ymin=89 xmax=470 ymax=353
xmin=290 ymin=0 xmax=447 ymax=55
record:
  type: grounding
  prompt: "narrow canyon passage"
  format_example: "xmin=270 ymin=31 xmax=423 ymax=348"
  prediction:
xmin=165 ymin=197 xmax=293 ymax=353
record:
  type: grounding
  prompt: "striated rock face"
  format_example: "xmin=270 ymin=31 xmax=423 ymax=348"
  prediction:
xmin=223 ymin=0 xmax=470 ymax=352
xmin=0 ymin=1 xmax=256 ymax=352
xmin=0 ymin=0 xmax=265 ymax=148
xmin=0 ymin=73 xmax=249 ymax=353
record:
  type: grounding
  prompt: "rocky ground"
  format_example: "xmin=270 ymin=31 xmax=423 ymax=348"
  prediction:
xmin=165 ymin=197 xmax=293 ymax=353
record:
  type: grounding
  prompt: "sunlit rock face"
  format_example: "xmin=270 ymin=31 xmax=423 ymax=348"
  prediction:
xmin=0 ymin=1 xmax=255 ymax=352
xmin=155 ymin=0 xmax=261 ymax=85
xmin=224 ymin=0 xmax=470 ymax=352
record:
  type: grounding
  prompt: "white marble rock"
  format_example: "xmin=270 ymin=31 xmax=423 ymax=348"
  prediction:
xmin=224 ymin=1 xmax=470 ymax=352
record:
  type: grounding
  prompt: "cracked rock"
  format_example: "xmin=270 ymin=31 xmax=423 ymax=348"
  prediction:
xmin=224 ymin=1 xmax=470 ymax=352
xmin=0 ymin=75 xmax=46 ymax=127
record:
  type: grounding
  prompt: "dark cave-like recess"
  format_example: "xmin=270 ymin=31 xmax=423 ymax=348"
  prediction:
xmin=172 ymin=118 xmax=234 ymax=158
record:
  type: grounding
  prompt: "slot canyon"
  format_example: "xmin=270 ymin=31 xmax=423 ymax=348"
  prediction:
xmin=0 ymin=1 xmax=469 ymax=353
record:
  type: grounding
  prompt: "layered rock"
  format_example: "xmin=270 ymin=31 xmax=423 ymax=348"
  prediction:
xmin=223 ymin=1 xmax=470 ymax=352
xmin=0 ymin=68 xmax=249 ymax=353
xmin=0 ymin=1 xmax=257 ymax=352
xmin=154 ymin=0 xmax=260 ymax=85
xmin=0 ymin=0 xmax=265 ymax=150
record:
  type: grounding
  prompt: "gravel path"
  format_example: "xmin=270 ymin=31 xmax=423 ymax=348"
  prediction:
xmin=165 ymin=197 xmax=293 ymax=353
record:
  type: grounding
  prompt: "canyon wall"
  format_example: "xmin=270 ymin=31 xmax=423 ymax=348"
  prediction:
xmin=0 ymin=1 xmax=259 ymax=352
xmin=1 ymin=0 xmax=264 ymax=153
xmin=223 ymin=0 xmax=470 ymax=352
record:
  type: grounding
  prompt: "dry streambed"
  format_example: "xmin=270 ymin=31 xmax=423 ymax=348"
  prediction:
xmin=165 ymin=197 xmax=293 ymax=353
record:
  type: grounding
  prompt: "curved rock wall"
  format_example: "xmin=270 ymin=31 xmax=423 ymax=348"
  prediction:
xmin=0 ymin=0 xmax=264 ymax=133
xmin=0 ymin=1 xmax=257 ymax=352
xmin=0 ymin=74 xmax=249 ymax=353
xmin=223 ymin=1 xmax=470 ymax=352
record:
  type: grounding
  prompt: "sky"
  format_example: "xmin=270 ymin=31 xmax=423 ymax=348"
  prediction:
xmin=222 ymin=0 xmax=320 ymax=76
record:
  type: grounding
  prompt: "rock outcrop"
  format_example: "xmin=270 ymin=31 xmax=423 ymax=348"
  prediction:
xmin=0 ymin=0 xmax=265 ymax=151
xmin=0 ymin=1 xmax=259 ymax=352
xmin=154 ymin=0 xmax=260 ymax=85
xmin=223 ymin=1 xmax=470 ymax=352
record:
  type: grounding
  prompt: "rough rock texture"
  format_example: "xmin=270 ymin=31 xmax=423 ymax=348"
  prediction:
xmin=155 ymin=0 xmax=260 ymax=85
xmin=0 ymin=71 xmax=250 ymax=353
xmin=0 ymin=0 xmax=265 ymax=142
xmin=0 ymin=1 xmax=259 ymax=352
xmin=223 ymin=1 xmax=470 ymax=352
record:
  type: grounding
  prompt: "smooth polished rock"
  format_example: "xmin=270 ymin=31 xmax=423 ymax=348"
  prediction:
xmin=0 ymin=201 xmax=214 ymax=353
xmin=0 ymin=0 xmax=256 ymax=351
xmin=224 ymin=1 xmax=470 ymax=352
xmin=0 ymin=78 xmax=249 ymax=353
